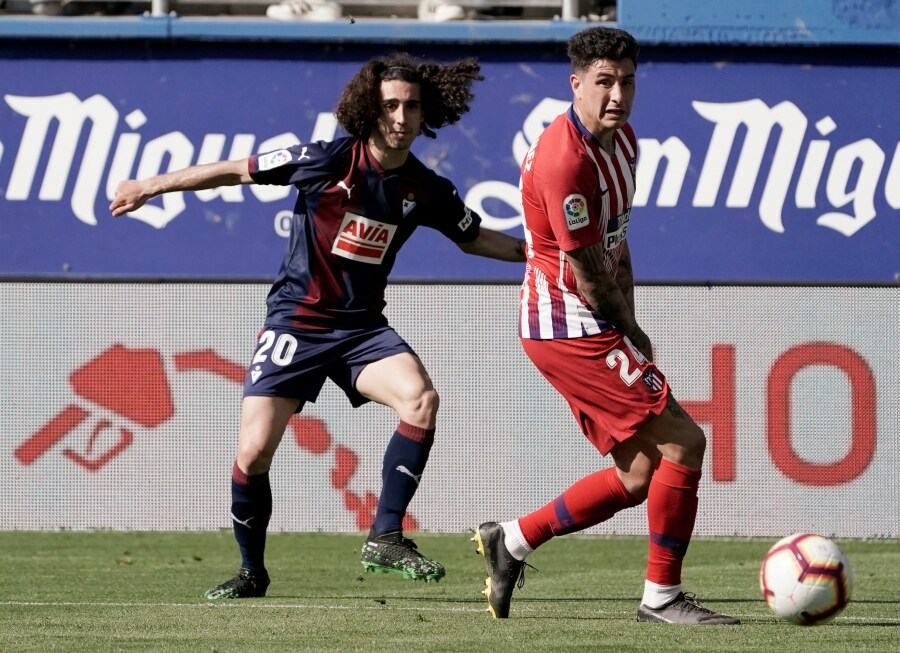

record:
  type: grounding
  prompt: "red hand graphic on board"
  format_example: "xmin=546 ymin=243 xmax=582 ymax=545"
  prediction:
xmin=14 ymin=345 xmax=174 ymax=470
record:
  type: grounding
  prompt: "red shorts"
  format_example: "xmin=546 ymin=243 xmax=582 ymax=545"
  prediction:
xmin=520 ymin=331 xmax=669 ymax=455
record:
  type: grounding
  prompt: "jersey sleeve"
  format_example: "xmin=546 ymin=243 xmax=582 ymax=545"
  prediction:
xmin=249 ymin=140 xmax=346 ymax=188
xmin=424 ymin=176 xmax=482 ymax=244
xmin=535 ymin=147 xmax=603 ymax=253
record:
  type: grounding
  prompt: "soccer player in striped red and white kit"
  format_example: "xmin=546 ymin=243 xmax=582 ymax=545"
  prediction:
xmin=111 ymin=53 xmax=525 ymax=600
xmin=474 ymin=27 xmax=739 ymax=625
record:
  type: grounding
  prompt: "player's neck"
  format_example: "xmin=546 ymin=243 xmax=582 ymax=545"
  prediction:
xmin=596 ymin=133 xmax=616 ymax=155
xmin=573 ymin=106 xmax=616 ymax=154
xmin=366 ymin=138 xmax=411 ymax=170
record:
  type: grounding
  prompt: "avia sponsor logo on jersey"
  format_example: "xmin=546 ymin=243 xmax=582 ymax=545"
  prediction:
xmin=563 ymin=193 xmax=589 ymax=231
xmin=332 ymin=213 xmax=397 ymax=264
xmin=605 ymin=210 xmax=631 ymax=250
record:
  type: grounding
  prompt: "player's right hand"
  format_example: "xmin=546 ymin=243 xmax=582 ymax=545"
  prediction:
xmin=109 ymin=180 xmax=150 ymax=217
xmin=629 ymin=328 xmax=654 ymax=362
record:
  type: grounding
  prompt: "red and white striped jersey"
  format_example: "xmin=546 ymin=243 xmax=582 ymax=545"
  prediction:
xmin=519 ymin=106 xmax=638 ymax=339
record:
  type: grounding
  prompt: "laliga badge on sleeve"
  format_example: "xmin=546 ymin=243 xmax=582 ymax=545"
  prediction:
xmin=258 ymin=149 xmax=293 ymax=171
xmin=563 ymin=193 xmax=589 ymax=231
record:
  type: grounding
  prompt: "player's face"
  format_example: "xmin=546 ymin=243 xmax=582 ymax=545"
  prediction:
xmin=373 ymin=80 xmax=423 ymax=153
xmin=570 ymin=57 xmax=635 ymax=139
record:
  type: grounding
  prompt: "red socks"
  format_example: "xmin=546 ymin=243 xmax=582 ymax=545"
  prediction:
xmin=646 ymin=459 xmax=701 ymax=585
xmin=516 ymin=458 xmax=701 ymax=589
xmin=518 ymin=467 xmax=639 ymax=549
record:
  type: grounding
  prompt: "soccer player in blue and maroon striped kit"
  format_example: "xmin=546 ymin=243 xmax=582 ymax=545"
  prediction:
xmin=473 ymin=27 xmax=739 ymax=625
xmin=111 ymin=53 xmax=525 ymax=599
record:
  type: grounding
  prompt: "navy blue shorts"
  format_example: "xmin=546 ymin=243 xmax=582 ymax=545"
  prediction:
xmin=242 ymin=323 xmax=416 ymax=409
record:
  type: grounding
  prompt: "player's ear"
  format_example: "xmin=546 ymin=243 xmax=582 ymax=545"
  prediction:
xmin=570 ymin=73 xmax=582 ymax=98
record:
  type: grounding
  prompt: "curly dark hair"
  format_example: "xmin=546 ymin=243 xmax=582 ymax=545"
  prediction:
xmin=567 ymin=27 xmax=640 ymax=72
xmin=334 ymin=52 xmax=483 ymax=140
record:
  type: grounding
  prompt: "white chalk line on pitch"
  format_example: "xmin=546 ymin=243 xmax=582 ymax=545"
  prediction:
xmin=0 ymin=600 xmax=485 ymax=614
xmin=1 ymin=601 xmax=898 ymax=624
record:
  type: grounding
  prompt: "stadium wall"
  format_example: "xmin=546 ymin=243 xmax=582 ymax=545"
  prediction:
xmin=1 ymin=4 xmax=898 ymax=537
xmin=3 ymin=282 xmax=898 ymax=538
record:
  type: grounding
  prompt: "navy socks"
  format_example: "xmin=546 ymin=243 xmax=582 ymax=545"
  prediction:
xmin=372 ymin=422 xmax=435 ymax=535
xmin=231 ymin=461 xmax=272 ymax=573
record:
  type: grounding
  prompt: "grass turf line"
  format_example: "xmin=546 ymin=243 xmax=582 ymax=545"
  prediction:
xmin=0 ymin=531 xmax=897 ymax=652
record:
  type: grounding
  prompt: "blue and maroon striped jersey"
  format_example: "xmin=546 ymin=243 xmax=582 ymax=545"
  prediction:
xmin=249 ymin=137 xmax=481 ymax=330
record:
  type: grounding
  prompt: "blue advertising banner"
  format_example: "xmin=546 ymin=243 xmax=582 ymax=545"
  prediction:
xmin=0 ymin=42 xmax=897 ymax=282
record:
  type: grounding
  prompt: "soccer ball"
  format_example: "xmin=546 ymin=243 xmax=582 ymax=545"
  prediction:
xmin=759 ymin=533 xmax=854 ymax=625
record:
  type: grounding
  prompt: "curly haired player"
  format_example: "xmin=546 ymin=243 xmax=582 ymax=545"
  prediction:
xmin=111 ymin=52 xmax=525 ymax=599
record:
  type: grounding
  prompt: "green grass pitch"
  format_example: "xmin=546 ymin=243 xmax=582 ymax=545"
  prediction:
xmin=0 ymin=531 xmax=896 ymax=652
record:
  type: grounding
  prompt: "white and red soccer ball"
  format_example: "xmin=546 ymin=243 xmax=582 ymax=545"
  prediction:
xmin=760 ymin=533 xmax=854 ymax=625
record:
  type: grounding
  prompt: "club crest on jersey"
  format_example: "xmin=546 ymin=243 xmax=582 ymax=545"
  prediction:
xmin=642 ymin=368 xmax=664 ymax=392
xmin=332 ymin=212 xmax=397 ymax=264
xmin=257 ymin=149 xmax=293 ymax=171
xmin=563 ymin=194 xmax=589 ymax=231
xmin=402 ymin=197 xmax=416 ymax=216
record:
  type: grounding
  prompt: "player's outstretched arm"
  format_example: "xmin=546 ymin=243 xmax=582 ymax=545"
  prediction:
xmin=109 ymin=158 xmax=253 ymax=217
xmin=457 ymin=227 xmax=526 ymax=262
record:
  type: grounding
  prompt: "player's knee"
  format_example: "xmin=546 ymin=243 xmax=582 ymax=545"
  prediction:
xmin=425 ymin=387 xmax=440 ymax=416
xmin=675 ymin=422 xmax=707 ymax=468
xmin=622 ymin=476 xmax=651 ymax=503
xmin=403 ymin=387 xmax=439 ymax=426
xmin=618 ymin=460 xmax=655 ymax=502
xmin=236 ymin=443 xmax=275 ymax=475
xmin=686 ymin=422 xmax=707 ymax=457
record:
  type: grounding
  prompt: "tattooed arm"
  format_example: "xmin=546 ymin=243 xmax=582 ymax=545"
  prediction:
xmin=614 ymin=239 xmax=636 ymax=319
xmin=566 ymin=240 xmax=653 ymax=361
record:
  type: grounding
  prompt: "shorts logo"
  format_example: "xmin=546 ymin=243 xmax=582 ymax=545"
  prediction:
xmin=332 ymin=213 xmax=397 ymax=264
xmin=458 ymin=206 xmax=473 ymax=231
xmin=257 ymin=149 xmax=293 ymax=171
xmin=250 ymin=365 xmax=263 ymax=384
xmin=563 ymin=194 xmax=589 ymax=231
xmin=642 ymin=368 xmax=664 ymax=392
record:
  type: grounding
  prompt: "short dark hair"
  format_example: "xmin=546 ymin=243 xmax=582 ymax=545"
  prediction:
xmin=335 ymin=52 xmax=483 ymax=140
xmin=567 ymin=27 xmax=640 ymax=72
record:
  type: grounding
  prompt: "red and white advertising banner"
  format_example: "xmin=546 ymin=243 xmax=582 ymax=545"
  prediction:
xmin=2 ymin=283 xmax=897 ymax=538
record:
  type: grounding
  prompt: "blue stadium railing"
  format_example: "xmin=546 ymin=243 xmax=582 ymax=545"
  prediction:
xmin=0 ymin=0 xmax=898 ymax=46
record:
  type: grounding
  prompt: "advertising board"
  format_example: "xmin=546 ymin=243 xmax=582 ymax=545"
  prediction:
xmin=3 ymin=283 xmax=897 ymax=537
xmin=1 ymin=43 xmax=897 ymax=282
